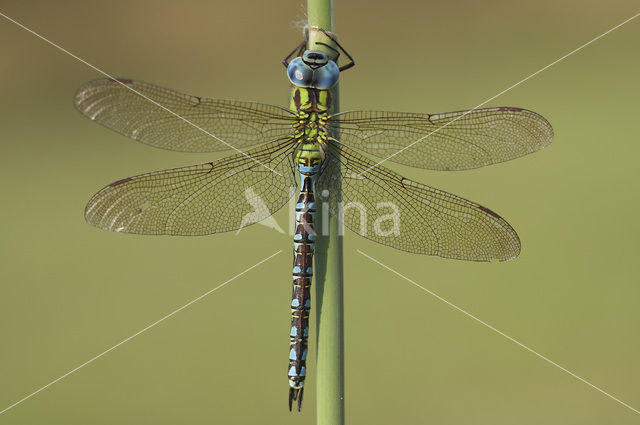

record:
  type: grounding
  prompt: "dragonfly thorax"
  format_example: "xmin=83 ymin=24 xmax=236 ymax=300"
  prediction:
xmin=291 ymin=87 xmax=331 ymax=148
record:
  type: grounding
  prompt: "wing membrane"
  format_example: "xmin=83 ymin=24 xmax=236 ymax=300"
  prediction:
xmin=85 ymin=139 xmax=297 ymax=235
xmin=331 ymin=107 xmax=552 ymax=170
xmin=74 ymin=78 xmax=294 ymax=152
xmin=317 ymin=142 xmax=520 ymax=261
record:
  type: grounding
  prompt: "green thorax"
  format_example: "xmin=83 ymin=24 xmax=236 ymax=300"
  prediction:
xmin=290 ymin=87 xmax=332 ymax=168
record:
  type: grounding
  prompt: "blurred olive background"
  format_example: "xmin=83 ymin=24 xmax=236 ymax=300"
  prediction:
xmin=1 ymin=1 xmax=639 ymax=424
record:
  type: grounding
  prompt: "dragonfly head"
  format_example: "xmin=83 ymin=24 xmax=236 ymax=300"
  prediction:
xmin=287 ymin=50 xmax=339 ymax=89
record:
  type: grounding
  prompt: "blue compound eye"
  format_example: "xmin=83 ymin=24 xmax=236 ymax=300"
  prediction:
xmin=287 ymin=53 xmax=340 ymax=89
xmin=287 ymin=58 xmax=314 ymax=87
xmin=312 ymin=60 xmax=339 ymax=89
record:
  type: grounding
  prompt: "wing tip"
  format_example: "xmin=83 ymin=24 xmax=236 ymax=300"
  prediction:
xmin=481 ymin=106 xmax=555 ymax=153
xmin=73 ymin=77 xmax=137 ymax=110
xmin=514 ymin=107 xmax=555 ymax=148
xmin=498 ymin=242 xmax=521 ymax=262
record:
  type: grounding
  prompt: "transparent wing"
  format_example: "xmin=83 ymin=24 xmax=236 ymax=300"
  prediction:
xmin=85 ymin=139 xmax=297 ymax=235
xmin=330 ymin=107 xmax=553 ymax=170
xmin=317 ymin=141 xmax=520 ymax=261
xmin=74 ymin=78 xmax=294 ymax=152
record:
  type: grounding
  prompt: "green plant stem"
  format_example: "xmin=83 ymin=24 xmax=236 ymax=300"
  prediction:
xmin=307 ymin=2 xmax=345 ymax=424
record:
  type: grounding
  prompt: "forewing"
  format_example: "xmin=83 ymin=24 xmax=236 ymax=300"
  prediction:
xmin=331 ymin=107 xmax=553 ymax=170
xmin=74 ymin=78 xmax=294 ymax=152
xmin=85 ymin=139 xmax=297 ymax=235
xmin=317 ymin=142 xmax=520 ymax=261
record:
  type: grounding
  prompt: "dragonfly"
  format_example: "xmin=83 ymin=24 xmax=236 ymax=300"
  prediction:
xmin=74 ymin=30 xmax=553 ymax=411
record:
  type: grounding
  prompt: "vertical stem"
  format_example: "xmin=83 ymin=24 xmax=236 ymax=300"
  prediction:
xmin=307 ymin=0 xmax=333 ymax=33
xmin=307 ymin=1 xmax=345 ymax=424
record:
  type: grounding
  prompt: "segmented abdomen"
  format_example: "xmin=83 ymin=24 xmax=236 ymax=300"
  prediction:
xmin=287 ymin=162 xmax=318 ymax=411
xmin=287 ymin=86 xmax=329 ymax=411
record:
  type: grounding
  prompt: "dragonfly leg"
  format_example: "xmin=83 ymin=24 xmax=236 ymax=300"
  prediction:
xmin=314 ymin=28 xmax=355 ymax=72
xmin=282 ymin=39 xmax=307 ymax=68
